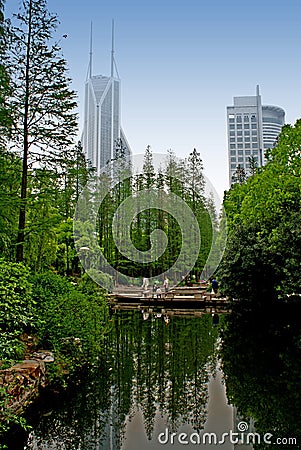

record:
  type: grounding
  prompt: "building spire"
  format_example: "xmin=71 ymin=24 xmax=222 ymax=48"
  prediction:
xmin=89 ymin=21 xmax=93 ymax=79
xmin=111 ymin=19 xmax=114 ymax=77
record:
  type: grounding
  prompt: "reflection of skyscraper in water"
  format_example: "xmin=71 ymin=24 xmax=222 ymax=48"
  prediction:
xmin=82 ymin=22 xmax=131 ymax=173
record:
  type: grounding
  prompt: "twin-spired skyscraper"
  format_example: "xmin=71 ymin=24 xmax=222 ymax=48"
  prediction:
xmin=227 ymin=86 xmax=285 ymax=184
xmin=82 ymin=32 xmax=284 ymax=186
xmin=82 ymin=24 xmax=131 ymax=173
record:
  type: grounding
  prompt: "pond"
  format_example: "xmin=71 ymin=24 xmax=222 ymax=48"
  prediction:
xmin=6 ymin=303 xmax=301 ymax=449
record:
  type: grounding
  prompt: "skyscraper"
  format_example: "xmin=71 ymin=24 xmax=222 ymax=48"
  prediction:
xmin=227 ymin=86 xmax=285 ymax=184
xmin=82 ymin=24 xmax=131 ymax=173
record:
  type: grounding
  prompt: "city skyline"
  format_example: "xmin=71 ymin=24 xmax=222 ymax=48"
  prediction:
xmin=5 ymin=0 xmax=301 ymax=198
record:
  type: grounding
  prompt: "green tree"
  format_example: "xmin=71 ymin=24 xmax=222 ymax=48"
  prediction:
xmin=221 ymin=304 xmax=301 ymax=449
xmin=219 ymin=119 xmax=301 ymax=302
xmin=231 ymin=164 xmax=246 ymax=185
xmin=130 ymin=172 xmax=145 ymax=275
xmin=6 ymin=0 xmax=77 ymax=262
xmin=55 ymin=142 xmax=91 ymax=274
xmin=0 ymin=150 xmax=21 ymax=259
xmin=142 ymin=145 xmax=156 ymax=273
xmin=164 ymin=149 xmax=183 ymax=278
xmin=154 ymin=168 xmax=167 ymax=274
xmin=248 ymin=155 xmax=259 ymax=176
xmin=185 ymin=148 xmax=214 ymax=278
xmin=185 ymin=148 xmax=205 ymax=212
xmin=111 ymin=138 xmax=132 ymax=276
xmin=0 ymin=0 xmax=12 ymax=143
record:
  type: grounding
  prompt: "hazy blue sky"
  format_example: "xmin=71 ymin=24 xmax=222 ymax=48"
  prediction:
xmin=5 ymin=0 xmax=301 ymax=197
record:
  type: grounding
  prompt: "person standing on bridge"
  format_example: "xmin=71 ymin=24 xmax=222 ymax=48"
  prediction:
xmin=163 ymin=277 xmax=170 ymax=293
xmin=211 ymin=278 xmax=218 ymax=294
xmin=142 ymin=277 xmax=149 ymax=291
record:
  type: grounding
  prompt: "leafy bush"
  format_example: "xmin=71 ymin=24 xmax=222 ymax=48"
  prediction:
xmin=0 ymin=259 xmax=35 ymax=360
xmin=0 ymin=270 xmax=110 ymax=437
xmin=0 ymin=260 xmax=36 ymax=440
xmin=31 ymin=272 xmax=109 ymax=360
xmin=0 ymin=332 xmax=25 ymax=360
xmin=84 ymin=269 xmax=113 ymax=291
xmin=78 ymin=269 xmax=113 ymax=294
xmin=0 ymin=384 xmax=31 ymax=447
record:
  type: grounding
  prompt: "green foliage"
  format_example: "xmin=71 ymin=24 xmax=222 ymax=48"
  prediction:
xmin=0 ymin=150 xmax=21 ymax=259
xmin=4 ymin=0 xmax=78 ymax=261
xmin=31 ymin=272 xmax=110 ymax=364
xmin=217 ymin=224 xmax=281 ymax=302
xmin=0 ymin=384 xmax=31 ymax=448
xmin=221 ymin=304 xmax=301 ymax=449
xmin=0 ymin=259 xmax=35 ymax=346
xmin=95 ymin=145 xmax=218 ymax=281
xmin=6 ymin=0 xmax=78 ymax=157
xmin=0 ymin=0 xmax=111 ymax=440
xmin=0 ymin=268 xmax=110 ymax=439
xmin=0 ymin=0 xmax=12 ymax=145
xmin=28 ymin=311 xmax=221 ymax=447
xmin=0 ymin=332 xmax=25 ymax=360
xmin=231 ymin=164 xmax=247 ymax=185
xmin=104 ymin=311 xmax=220 ymax=440
xmin=219 ymin=119 xmax=301 ymax=302
xmin=0 ymin=144 xmax=90 ymax=271
xmin=0 ymin=258 xmax=35 ymax=439
xmin=82 ymin=269 xmax=113 ymax=292
xmin=0 ymin=0 xmax=90 ymax=269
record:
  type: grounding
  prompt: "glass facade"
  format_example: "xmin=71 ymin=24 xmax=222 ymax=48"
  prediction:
xmin=82 ymin=75 xmax=131 ymax=173
xmin=227 ymin=89 xmax=285 ymax=184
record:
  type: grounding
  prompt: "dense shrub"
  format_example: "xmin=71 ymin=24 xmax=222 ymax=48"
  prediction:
xmin=31 ymin=272 xmax=109 ymax=360
xmin=0 ymin=259 xmax=35 ymax=360
xmin=80 ymin=269 xmax=113 ymax=292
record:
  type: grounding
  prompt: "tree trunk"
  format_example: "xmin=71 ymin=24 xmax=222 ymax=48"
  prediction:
xmin=16 ymin=0 xmax=32 ymax=262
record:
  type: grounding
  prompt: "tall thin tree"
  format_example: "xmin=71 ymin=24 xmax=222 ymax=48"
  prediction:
xmin=0 ymin=0 xmax=12 ymax=143
xmin=6 ymin=0 xmax=78 ymax=261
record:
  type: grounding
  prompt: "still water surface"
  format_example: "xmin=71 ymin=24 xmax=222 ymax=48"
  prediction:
xmin=8 ymin=304 xmax=301 ymax=449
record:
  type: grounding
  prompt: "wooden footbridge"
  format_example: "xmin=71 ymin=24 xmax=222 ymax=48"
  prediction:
xmin=109 ymin=284 xmax=231 ymax=315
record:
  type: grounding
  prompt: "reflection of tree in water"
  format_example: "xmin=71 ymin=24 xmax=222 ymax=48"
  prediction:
xmin=23 ymin=311 xmax=220 ymax=449
xmin=24 ymin=364 xmax=112 ymax=450
xmin=109 ymin=310 xmax=220 ymax=445
xmin=221 ymin=301 xmax=301 ymax=449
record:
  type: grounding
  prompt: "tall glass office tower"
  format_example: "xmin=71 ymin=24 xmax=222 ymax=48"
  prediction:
xmin=227 ymin=86 xmax=285 ymax=184
xmin=82 ymin=26 xmax=131 ymax=173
